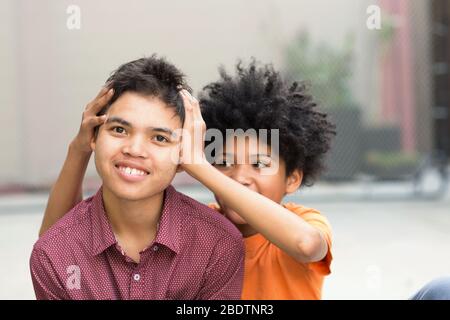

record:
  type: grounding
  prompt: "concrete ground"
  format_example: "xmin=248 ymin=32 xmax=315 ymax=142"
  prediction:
xmin=1 ymin=177 xmax=449 ymax=300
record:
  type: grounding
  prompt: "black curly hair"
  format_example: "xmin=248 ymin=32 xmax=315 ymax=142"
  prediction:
xmin=199 ymin=59 xmax=335 ymax=187
xmin=98 ymin=55 xmax=191 ymax=123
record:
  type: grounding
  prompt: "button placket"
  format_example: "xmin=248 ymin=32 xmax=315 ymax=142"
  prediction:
xmin=129 ymin=263 xmax=145 ymax=299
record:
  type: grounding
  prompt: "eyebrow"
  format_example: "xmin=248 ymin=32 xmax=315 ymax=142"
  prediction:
xmin=106 ymin=116 xmax=131 ymax=127
xmin=106 ymin=116 xmax=174 ymax=136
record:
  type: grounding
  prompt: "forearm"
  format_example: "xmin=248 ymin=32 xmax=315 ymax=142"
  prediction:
xmin=39 ymin=142 xmax=91 ymax=237
xmin=184 ymin=162 xmax=327 ymax=262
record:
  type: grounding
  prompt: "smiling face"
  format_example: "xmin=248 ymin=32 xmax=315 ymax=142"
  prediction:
xmin=91 ymin=91 xmax=182 ymax=202
xmin=214 ymin=135 xmax=303 ymax=228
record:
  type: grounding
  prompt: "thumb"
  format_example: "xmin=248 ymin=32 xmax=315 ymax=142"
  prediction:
xmin=91 ymin=115 xmax=107 ymax=126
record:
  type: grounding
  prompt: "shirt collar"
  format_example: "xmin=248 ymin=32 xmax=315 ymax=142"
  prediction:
xmin=153 ymin=185 xmax=182 ymax=254
xmin=90 ymin=186 xmax=117 ymax=256
xmin=90 ymin=185 xmax=182 ymax=256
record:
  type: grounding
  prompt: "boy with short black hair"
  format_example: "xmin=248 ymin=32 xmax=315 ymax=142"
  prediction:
xmin=30 ymin=56 xmax=244 ymax=300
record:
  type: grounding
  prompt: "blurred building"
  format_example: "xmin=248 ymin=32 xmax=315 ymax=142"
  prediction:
xmin=0 ymin=0 xmax=448 ymax=190
xmin=431 ymin=0 xmax=450 ymax=159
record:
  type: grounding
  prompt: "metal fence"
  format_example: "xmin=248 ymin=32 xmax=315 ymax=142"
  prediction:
xmin=281 ymin=0 xmax=449 ymax=199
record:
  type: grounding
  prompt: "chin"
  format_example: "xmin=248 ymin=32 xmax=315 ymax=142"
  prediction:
xmin=111 ymin=188 xmax=149 ymax=201
xmin=103 ymin=181 xmax=161 ymax=202
xmin=223 ymin=208 xmax=247 ymax=225
xmin=115 ymin=191 xmax=149 ymax=201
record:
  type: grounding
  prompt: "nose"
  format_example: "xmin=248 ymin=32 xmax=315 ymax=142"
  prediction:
xmin=122 ymin=134 xmax=148 ymax=158
xmin=230 ymin=164 xmax=252 ymax=187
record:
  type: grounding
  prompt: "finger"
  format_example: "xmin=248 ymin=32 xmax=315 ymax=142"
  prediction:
xmin=85 ymin=115 xmax=107 ymax=128
xmin=94 ymin=114 xmax=107 ymax=126
xmin=180 ymin=95 xmax=194 ymax=131
xmin=90 ymin=89 xmax=114 ymax=115
xmin=192 ymin=97 xmax=203 ymax=121
xmin=180 ymin=90 xmax=193 ymax=112
xmin=85 ymin=87 xmax=113 ymax=112
xmin=183 ymin=89 xmax=198 ymax=105
xmin=182 ymin=90 xmax=203 ymax=122
xmin=95 ymin=86 xmax=109 ymax=99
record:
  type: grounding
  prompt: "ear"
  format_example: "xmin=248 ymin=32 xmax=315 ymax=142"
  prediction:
xmin=90 ymin=136 xmax=96 ymax=152
xmin=285 ymin=169 xmax=303 ymax=194
xmin=90 ymin=126 xmax=101 ymax=151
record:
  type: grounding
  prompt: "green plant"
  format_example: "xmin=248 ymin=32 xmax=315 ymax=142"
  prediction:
xmin=365 ymin=151 xmax=419 ymax=169
xmin=283 ymin=31 xmax=356 ymax=109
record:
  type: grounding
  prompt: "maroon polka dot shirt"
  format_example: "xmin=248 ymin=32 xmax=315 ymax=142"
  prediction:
xmin=30 ymin=185 xmax=244 ymax=300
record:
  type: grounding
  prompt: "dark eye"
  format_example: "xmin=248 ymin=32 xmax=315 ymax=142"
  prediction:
xmin=253 ymin=160 xmax=270 ymax=169
xmin=154 ymin=135 xmax=169 ymax=143
xmin=112 ymin=126 xmax=126 ymax=134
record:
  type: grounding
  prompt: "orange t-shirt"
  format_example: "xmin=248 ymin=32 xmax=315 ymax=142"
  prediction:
xmin=209 ymin=202 xmax=333 ymax=300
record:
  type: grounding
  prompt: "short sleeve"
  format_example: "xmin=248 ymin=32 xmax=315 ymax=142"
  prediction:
xmin=301 ymin=211 xmax=333 ymax=275
xmin=30 ymin=248 xmax=69 ymax=300
xmin=282 ymin=203 xmax=333 ymax=275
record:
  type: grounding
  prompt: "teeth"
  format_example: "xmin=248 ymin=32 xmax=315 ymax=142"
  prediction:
xmin=118 ymin=166 xmax=147 ymax=176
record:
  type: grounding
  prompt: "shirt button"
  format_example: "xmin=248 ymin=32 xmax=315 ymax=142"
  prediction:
xmin=133 ymin=274 xmax=141 ymax=281
xmin=153 ymin=245 xmax=159 ymax=252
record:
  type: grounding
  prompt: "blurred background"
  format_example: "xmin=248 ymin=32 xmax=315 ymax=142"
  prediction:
xmin=0 ymin=0 xmax=449 ymax=299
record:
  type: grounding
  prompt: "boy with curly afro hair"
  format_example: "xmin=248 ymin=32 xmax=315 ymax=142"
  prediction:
xmin=32 ymin=56 xmax=245 ymax=300
xmin=179 ymin=59 xmax=336 ymax=299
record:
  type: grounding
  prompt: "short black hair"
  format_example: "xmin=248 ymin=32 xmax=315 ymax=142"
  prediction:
xmin=199 ymin=59 xmax=335 ymax=187
xmin=99 ymin=55 xmax=190 ymax=123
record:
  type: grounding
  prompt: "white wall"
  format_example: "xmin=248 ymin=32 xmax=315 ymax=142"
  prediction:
xmin=1 ymin=0 xmax=399 ymax=186
xmin=0 ymin=0 xmax=23 ymax=185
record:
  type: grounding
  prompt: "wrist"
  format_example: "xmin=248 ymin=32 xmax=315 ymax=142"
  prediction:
xmin=69 ymin=140 xmax=92 ymax=157
xmin=182 ymin=158 xmax=213 ymax=176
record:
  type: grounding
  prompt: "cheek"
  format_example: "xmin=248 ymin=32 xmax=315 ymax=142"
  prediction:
xmin=95 ymin=136 xmax=118 ymax=160
xmin=153 ymin=146 xmax=180 ymax=172
xmin=255 ymin=177 xmax=287 ymax=202
xmin=93 ymin=138 xmax=125 ymax=176
xmin=166 ymin=144 xmax=181 ymax=164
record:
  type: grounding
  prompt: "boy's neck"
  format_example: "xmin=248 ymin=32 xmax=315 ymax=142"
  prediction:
xmin=101 ymin=186 xmax=164 ymax=243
